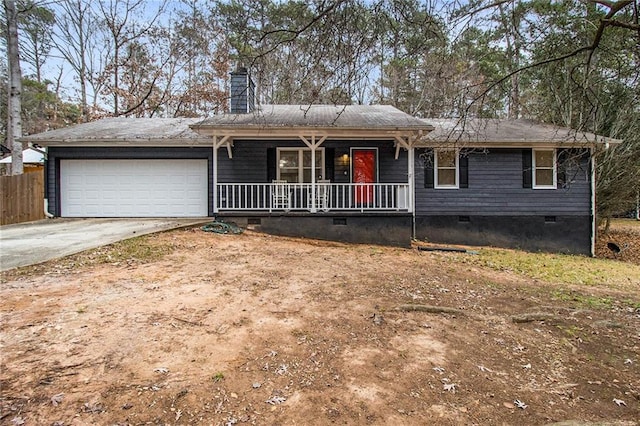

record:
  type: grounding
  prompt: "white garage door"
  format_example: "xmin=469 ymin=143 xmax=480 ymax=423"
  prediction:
xmin=60 ymin=159 xmax=208 ymax=217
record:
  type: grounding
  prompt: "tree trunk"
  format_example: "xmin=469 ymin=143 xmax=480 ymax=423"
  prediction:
xmin=500 ymin=3 xmax=520 ymax=119
xmin=4 ymin=0 xmax=24 ymax=175
xmin=114 ymin=44 xmax=119 ymax=115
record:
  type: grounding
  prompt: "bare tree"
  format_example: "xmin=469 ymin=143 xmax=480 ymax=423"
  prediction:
xmin=52 ymin=0 xmax=107 ymax=121
xmin=97 ymin=0 xmax=166 ymax=115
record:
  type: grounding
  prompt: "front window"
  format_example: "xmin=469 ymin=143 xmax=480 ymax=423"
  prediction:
xmin=533 ymin=149 xmax=556 ymax=189
xmin=277 ymin=148 xmax=324 ymax=183
xmin=435 ymin=149 xmax=459 ymax=189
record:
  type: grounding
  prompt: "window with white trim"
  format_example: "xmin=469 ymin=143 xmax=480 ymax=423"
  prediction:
xmin=435 ymin=149 xmax=459 ymax=189
xmin=277 ymin=148 xmax=325 ymax=183
xmin=533 ymin=149 xmax=556 ymax=189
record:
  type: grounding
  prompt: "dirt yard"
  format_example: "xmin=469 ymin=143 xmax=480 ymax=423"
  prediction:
xmin=1 ymin=226 xmax=639 ymax=425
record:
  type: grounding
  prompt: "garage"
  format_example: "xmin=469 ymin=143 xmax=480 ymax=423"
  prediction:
xmin=60 ymin=159 xmax=208 ymax=217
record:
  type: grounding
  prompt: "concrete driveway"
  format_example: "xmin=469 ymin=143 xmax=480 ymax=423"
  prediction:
xmin=0 ymin=218 xmax=209 ymax=272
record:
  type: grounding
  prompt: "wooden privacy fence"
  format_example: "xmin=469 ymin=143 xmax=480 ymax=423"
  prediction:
xmin=0 ymin=172 xmax=45 ymax=225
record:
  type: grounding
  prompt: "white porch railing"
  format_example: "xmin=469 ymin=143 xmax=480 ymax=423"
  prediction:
xmin=216 ymin=183 xmax=410 ymax=212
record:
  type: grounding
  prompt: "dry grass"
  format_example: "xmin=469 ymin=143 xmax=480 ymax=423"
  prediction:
xmin=454 ymin=247 xmax=640 ymax=291
xmin=610 ymin=218 xmax=640 ymax=231
xmin=1 ymin=235 xmax=176 ymax=280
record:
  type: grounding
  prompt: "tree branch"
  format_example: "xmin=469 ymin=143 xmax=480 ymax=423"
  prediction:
xmin=602 ymin=18 xmax=640 ymax=31
xmin=470 ymin=0 xmax=636 ymax=110
xmin=258 ymin=1 xmax=343 ymax=43
xmin=465 ymin=0 xmax=511 ymax=17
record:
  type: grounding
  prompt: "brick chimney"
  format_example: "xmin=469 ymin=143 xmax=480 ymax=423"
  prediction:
xmin=230 ymin=67 xmax=255 ymax=114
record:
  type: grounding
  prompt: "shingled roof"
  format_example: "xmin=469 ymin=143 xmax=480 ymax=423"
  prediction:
xmin=421 ymin=118 xmax=621 ymax=146
xmin=20 ymin=111 xmax=618 ymax=148
xmin=191 ymin=105 xmax=430 ymax=130
xmin=22 ymin=106 xmax=432 ymax=146
xmin=21 ymin=117 xmax=208 ymax=145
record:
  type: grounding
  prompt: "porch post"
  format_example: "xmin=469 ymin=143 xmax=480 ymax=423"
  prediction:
xmin=300 ymin=135 xmax=327 ymax=213
xmin=408 ymin=145 xmax=415 ymax=214
xmin=394 ymin=134 xmax=413 ymax=215
xmin=311 ymin=135 xmax=317 ymax=213
xmin=213 ymin=135 xmax=218 ymax=214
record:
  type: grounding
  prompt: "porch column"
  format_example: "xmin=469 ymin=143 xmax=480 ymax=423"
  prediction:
xmin=394 ymin=134 xmax=413 ymax=213
xmin=312 ymin=136 xmax=317 ymax=212
xmin=212 ymin=135 xmax=231 ymax=214
xmin=408 ymin=146 xmax=415 ymax=214
xmin=213 ymin=136 xmax=218 ymax=214
xmin=300 ymin=135 xmax=327 ymax=213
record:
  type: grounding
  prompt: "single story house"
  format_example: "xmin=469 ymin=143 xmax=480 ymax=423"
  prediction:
xmin=21 ymin=69 xmax=619 ymax=255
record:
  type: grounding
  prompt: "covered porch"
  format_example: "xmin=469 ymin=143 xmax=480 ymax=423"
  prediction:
xmin=190 ymin=105 xmax=433 ymax=217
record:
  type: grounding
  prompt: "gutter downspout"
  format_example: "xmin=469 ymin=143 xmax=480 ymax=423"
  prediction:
xmin=36 ymin=144 xmax=54 ymax=218
xmin=44 ymin=199 xmax=54 ymax=218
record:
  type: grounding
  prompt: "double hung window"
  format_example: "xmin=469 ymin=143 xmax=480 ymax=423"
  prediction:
xmin=277 ymin=148 xmax=324 ymax=183
xmin=533 ymin=149 xmax=556 ymax=189
xmin=435 ymin=149 xmax=459 ymax=189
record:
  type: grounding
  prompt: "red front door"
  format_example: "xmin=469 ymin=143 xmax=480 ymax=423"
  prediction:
xmin=352 ymin=149 xmax=376 ymax=205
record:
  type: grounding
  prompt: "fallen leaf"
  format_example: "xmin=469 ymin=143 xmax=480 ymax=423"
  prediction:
xmin=503 ymin=402 xmax=515 ymax=409
xmin=82 ymin=402 xmax=103 ymax=413
xmin=266 ymin=396 xmax=287 ymax=405
xmin=514 ymin=399 xmax=528 ymax=409
xmin=613 ymin=398 xmax=626 ymax=407
xmin=372 ymin=313 xmax=384 ymax=325
xmin=51 ymin=393 xmax=64 ymax=406
xmin=443 ymin=383 xmax=457 ymax=393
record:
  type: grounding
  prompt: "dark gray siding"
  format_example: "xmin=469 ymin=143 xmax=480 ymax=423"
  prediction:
xmin=46 ymin=147 xmax=213 ymax=216
xmin=217 ymin=140 xmax=408 ymax=184
xmin=217 ymin=140 xmax=270 ymax=182
xmin=415 ymin=148 xmax=591 ymax=216
xmin=378 ymin=144 xmax=408 ymax=183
